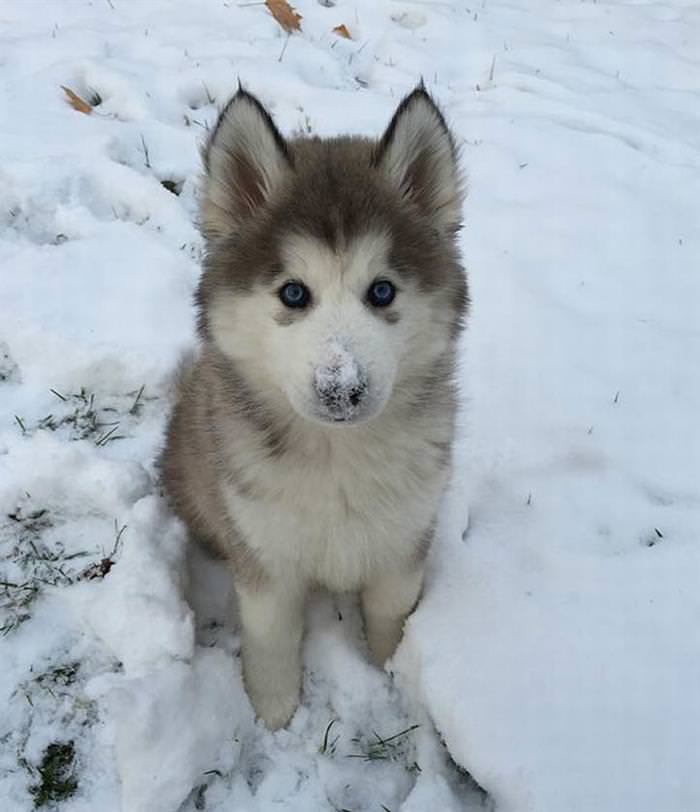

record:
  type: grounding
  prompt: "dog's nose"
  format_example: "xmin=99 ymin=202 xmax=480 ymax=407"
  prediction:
xmin=316 ymin=377 xmax=367 ymax=407
xmin=314 ymin=360 xmax=368 ymax=417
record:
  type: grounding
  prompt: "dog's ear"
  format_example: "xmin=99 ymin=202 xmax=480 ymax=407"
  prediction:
xmin=375 ymin=86 xmax=463 ymax=233
xmin=200 ymin=89 xmax=292 ymax=238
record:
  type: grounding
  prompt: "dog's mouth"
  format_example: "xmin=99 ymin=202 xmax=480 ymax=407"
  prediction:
xmin=328 ymin=413 xmax=365 ymax=425
xmin=298 ymin=398 xmax=383 ymax=427
xmin=287 ymin=401 xmax=386 ymax=429
xmin=316 ymin=408 xmax=366 ymax=426
xmin=318 ymin=398 xmax=363 ymax=425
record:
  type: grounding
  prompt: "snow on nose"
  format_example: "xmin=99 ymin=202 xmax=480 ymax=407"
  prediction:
xmin=314 ymin=342 xmax=368 ymax=418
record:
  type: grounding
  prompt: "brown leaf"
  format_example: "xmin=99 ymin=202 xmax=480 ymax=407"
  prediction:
xmin=332 ymin=24 xmax=352 ymax=40
xmin=61 ymin=85 xmax=92 ymax=114
xmin=265 ymin=0 xmax=302 ymax=33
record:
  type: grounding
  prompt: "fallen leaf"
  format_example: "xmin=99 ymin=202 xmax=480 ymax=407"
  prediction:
xmin=332 ymin=24 xmax=352 ymax=39
xmin=265 ymin=0 xmax=302 ymax=33
xmin=60 ymin=85 xmax=92 ymax=114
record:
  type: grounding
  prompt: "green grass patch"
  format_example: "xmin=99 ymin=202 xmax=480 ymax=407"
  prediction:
xmin=29 ymin=741 xmax=78 ymax=808
xmin=346 ymin=723 xmax=420 ymax=762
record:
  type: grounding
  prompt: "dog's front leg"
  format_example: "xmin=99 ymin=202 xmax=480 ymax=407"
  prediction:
xmin=362 ymin=565 xmax=424 ymax=665
xmin=237 ymin=579 xmax=305 ymax=730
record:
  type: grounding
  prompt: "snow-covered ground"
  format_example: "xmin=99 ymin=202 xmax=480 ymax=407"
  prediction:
xmin=1 ymin=1 xmax=699 ymax=810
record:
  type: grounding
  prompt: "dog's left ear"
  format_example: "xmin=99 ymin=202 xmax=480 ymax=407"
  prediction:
xmin=375 ymin=86 xmax=463 ymax=233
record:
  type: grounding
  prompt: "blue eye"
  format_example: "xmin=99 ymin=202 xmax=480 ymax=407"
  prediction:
xmin=279 ymin=281 xmax=310 ymax=308
xmin=367 ymin=280 xmax=396 ymax=308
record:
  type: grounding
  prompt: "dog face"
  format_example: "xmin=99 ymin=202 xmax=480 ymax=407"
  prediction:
xmin=196 ymin=87 xmax=467 ymax=426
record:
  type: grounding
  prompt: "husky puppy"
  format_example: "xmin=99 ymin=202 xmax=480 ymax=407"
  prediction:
xmin=161 ymin=84 xmax=467 ymax=729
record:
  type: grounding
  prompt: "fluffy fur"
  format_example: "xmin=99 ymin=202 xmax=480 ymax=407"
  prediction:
xmin=160 ymin=85 xmax=468 ymax=729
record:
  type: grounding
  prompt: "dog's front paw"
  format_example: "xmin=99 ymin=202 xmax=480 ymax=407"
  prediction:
xmin=242 ymin=646 xmax=301 ymax=730
xmin=248 ymin=682 xmax=300 ymax=731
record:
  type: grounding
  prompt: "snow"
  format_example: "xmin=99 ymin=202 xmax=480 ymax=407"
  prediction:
xmin=1 ymin=1 xmax=698 ymax=811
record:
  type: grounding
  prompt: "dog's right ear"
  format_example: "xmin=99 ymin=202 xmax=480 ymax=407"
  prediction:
xmin=200 ymin=89 xmax=292 ymax=239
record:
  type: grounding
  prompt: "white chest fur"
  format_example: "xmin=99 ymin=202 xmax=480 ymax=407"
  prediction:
xmin=221 ymin=419 xmax=447 ymax=590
